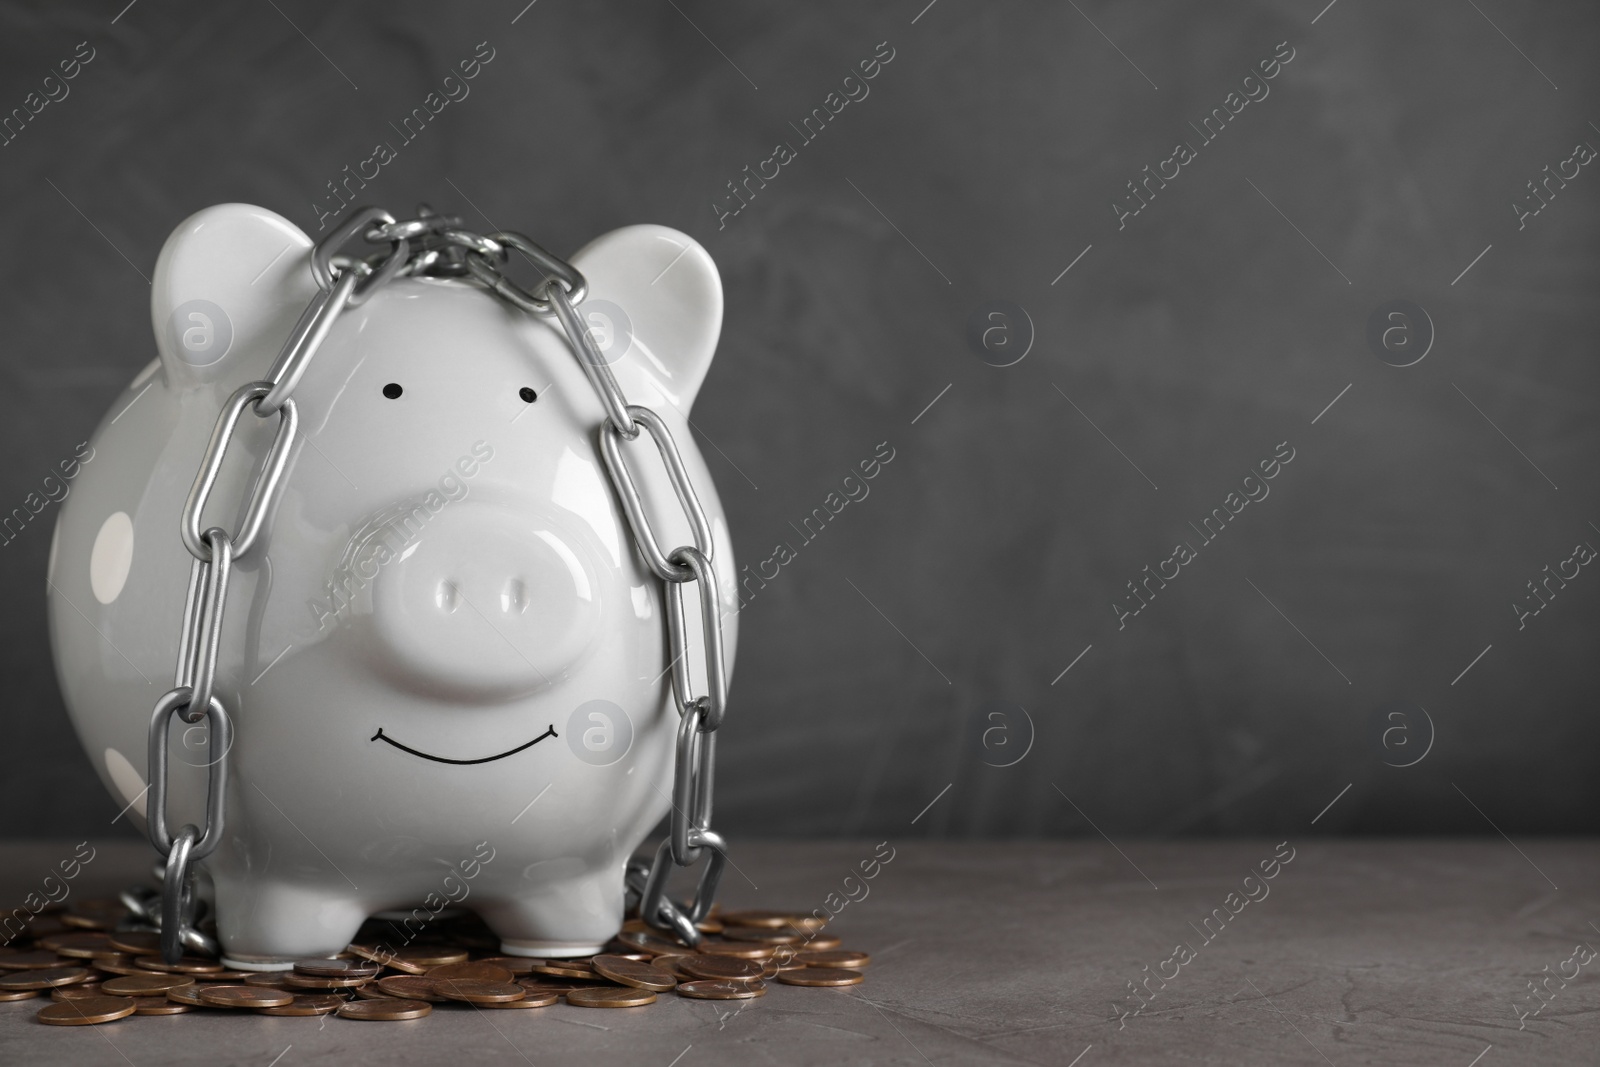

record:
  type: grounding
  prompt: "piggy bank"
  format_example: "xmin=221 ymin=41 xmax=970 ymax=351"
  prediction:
xmin=45 ymin=204 xmax=738 ymax=968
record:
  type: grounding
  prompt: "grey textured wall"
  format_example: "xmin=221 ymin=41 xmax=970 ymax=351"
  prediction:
xmin=1 ymin=1 xmax=1596 ymax=840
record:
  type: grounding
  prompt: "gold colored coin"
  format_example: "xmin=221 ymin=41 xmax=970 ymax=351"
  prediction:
xmin=198 ymin=985 xmax=295 ymax=1008
xmin=134 ymin=955 xmax=225 ymax=974
xmin=0 ymin=989 xmax=40 ymax=1002
xmin=482 ymin=990 xmax=559 ymax=1008
xmin=433 ymin=979 xmax=525 ymax=1004
xmin=565 ymin=986 xmax=657 ymax=1008
xmin=101 ymin=974 xmax=196 ymax=996
xmin=680 ymin=956 xmax=763 ymax=982
xmin=696 ymin=941 xmax=777 ymax=960
xmin=42 ymin=932 xmax=112 ymax=958
xmin=591 ymin=954 xmax=676 ymax=992
xmin=134 ymin=1000 xmax=192 ymax=1015
xmin=676 ymin=979 xmax=768 ymax=1000
xmin=0 ymin=966 xmax=92 ymax=991
xmin=256 ymin=994 xmax=347 ymax=1016
xmin=36 ymin=995 xmax=137 ymax=1025
xmin=337 ymin=998 xmax=432 ymax=1021
xmin=107 ymin=931 xmax=162 ymax=955
xmin=426 ymin=961 xmax=513 ymax=983
xmin=777 ymin=966 xmax=864 ymax=987
xmin=796 ymin=949 xmax=869 ymax=969
xmin=293 ymin=958 xmax=379 ymax=979
xmin=376 ymin=975 xmax=444 ymax=1002
xmin=0 ymin=951 xmax=69 ymax=971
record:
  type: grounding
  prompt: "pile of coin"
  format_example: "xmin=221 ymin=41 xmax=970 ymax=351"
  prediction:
xmin=0 ymin=899 xmax=868 ymax=1026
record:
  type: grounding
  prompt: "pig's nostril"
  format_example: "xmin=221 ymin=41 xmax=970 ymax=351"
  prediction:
xmin=436 ymin=580 xmax=461 ymax=614
xmin=501 ymin=578 xmax=528 ymax=615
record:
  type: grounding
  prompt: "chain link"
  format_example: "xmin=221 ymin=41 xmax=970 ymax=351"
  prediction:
xmin=143 ymin=204 xmax=731 ymax=959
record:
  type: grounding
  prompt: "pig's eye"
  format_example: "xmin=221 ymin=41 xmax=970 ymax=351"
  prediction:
xmin=519 ymin=387 xmax=538 ymax=403
xmin=382 ymin=383 xmax=403 ymax=400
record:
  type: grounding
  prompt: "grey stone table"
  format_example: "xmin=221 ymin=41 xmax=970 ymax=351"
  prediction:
xmin=1 ymin=839 xmax=1596 ymax=1065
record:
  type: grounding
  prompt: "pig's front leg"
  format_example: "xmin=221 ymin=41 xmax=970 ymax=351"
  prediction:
xmin=475 ymin=862 xmax=626 ymax=958
xmin=212 ymin=875 xmax=370 ymax=970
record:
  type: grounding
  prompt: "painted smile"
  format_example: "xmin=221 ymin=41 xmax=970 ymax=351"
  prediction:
xmin=370 ymin=725 xmax=557 ymax=765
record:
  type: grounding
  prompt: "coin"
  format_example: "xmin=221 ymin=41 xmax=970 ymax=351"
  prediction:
xmin=426 ymin=961 xmax=513 ymax=983
xmin=433 ymin=979 xmax=525 ymax=1004
xmin=591 ymin=955 xmax=676 ymax=992
xmin=796 ymin=933 xmax=843 ymax=951
xmin=0 ymin=966 xmax=92 ymax=991
xmin=355 ymin=984 xmax=392 ymax=1000
xmin=530 ymin=960 xmax=593 ymax=979
xmin=0 ymin=989 xmax=40 ymax=1002
xmin=198 ymin=985 xmax=295 ymax=1009
xmin=0 ymin=951 xmax=71 ymax=971
xmin=679 ymin=955 xmax=764 ymax=982
xmin=107 ymin=931 xmax=163 ymax=955
xmin=720 ymin=910 xmax=824 ymax=931
xmin=294 ymin=958 xmax=379 ymax=979
xmin=337 ymin=998 xmax=432 ymax=1021
xmin=284 ymin=971 xmax=370 ymax=990
xmin=721 ymin=926 xmax=807 ymax=945
xmin=796 ymin=949 xmax=869 ymax=969
xmin=777 ymin=967 xmax=864 ymax=987
xmin=650 ymin=954 xmax=693 ymax=977
xmin=101 ymin=974 xmax=196 ymax=996
xmin=616 ymin=930 xmax=690 ymax=956
xmin=165 ymin=986 xmax=217 ymax=1007
xmin=61 ymin=900 xmax=129 ymax=931
xmin=135 ymin=955 xmax=225 ymax=974
xmin=376 ymin=975 xmax=444 ymax=1002
xmin=37 ymin=995 xmax=137 ymax=1024
xmin=92 ymin=958 xmax=151 ymax=976
xmin=242 ymin=973 xmax=290 ymax=987
xmin=42 ymin=932 xmax=113 ymax=958
xmin=345 ymin=943 xmax=419 ymax=973
xmin=52 ymin=983 xmax=104 ymax=1001
xmin=565 ymin=986 xmax=657 ymax=1008
xmin=256 ymin=994 xmax=347 ymax=1016
xmin=696 ymin=941 xmax=776 ymax=960
xmin=390 ymin=947 xmax=469 ymax=968
xmin=473 ymin=956 xmax=536 ymax=976
xmin=134 ymin=1000 xmax=193 ymax=1015
xmin=676 ymin=979 xmax=768 ymax=1000
xmin=482 ymin=989 xmax=559 ymax=1009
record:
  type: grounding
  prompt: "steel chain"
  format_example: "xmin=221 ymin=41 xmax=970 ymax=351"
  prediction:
xmin=144 ymin=205 xmax=729 ymax=960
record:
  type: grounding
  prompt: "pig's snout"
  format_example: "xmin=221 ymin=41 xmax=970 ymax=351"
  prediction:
xmin=368 ymin=502 xmax=602 ymax=700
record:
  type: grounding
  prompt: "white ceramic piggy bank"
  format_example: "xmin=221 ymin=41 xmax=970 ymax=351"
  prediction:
xmin=45 ymin=204 xmax=738 ymax=968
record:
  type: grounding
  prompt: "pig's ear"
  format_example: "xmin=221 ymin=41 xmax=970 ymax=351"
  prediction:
xmin=567 ymin=225 xmax=723 ymax=412
xmin=151 ymin=203 xmax=318 ymax=387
